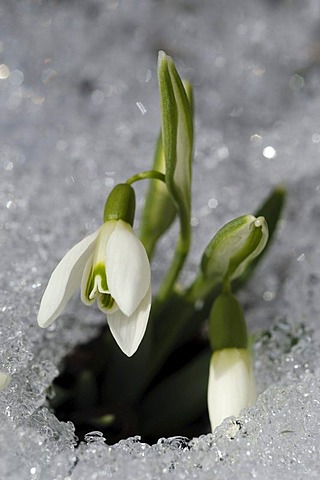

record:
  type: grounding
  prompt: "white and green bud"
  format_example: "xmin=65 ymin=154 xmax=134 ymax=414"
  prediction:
xmin=201 ymin=215 xmax=268 ymax=286
xmin=207 ymin=292 xmax=256 ymax=432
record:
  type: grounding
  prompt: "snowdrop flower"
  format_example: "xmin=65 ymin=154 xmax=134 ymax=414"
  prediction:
xmin=0 ymin=372 xmax=11 ymax=391
xmin=207 ymin=292 xmax=256 ymax=431
xmin=37 ymin=184 xmax=151 ymax=357
xmin=207 ymin=348 xmax=256 ymax=431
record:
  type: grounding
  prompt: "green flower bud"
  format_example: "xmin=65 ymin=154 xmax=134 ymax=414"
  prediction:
xmin=103 ymin=183 xmax=136 ymax=226
xmin=201 ymin=215 xmax=268 ymax=285
xmin=208 ymin=292 xmax=248 ymax=351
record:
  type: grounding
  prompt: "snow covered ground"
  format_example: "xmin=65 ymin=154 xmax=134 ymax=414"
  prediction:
xmin=1 ymin=0 xmax=320 ymax=478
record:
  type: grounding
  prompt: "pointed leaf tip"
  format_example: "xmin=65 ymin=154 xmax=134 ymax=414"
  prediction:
xmin=158 ymin=50 xmax=166 ymax=63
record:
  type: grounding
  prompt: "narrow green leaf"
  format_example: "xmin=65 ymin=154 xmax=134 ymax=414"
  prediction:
xmin=74 ymin=369 xmax=98 ymax=410
xmin=156 ymin=52 xmax=194 ymax=301
xmin=201 ymin=215 xmax=268 ymax=285
xmin=158 ymin=50 xmax=193 ymax=241
xmin=49 ymin=385 xmax=72 ymax=409
xmin=183 ymin=79 xmax=194 ymax=118
xmin=139 ymin=133 xmax=177 ymax=258
xmin=254 ymin=184 xmax=285 ymax=255
xmin=90 ymin=414 xmax=115 ymax=427
xmin=140 ymin=351 xmax=210 ymax=437
xmin=233 ymin=185 xmax=286 ymax=289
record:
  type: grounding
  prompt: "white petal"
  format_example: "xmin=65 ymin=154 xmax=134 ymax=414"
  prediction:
xmin=80 ymin=253 xmax=95 ymax=305
xmin=107 ymin=286 xmax=151 ymax=357
xmin=106 ymin=220 xmax=151 ymax=317
xmin=81 ymin=222 xmax=116 ymax=305
xmin=37 ymin=229 xmax=100 ymax=328
xmin=0 ymin=372 xmax=11 ymax=391
xmin=207 ymin=348 xmax=255 ymax=432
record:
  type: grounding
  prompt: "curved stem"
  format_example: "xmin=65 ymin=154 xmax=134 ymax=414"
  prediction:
xmin=126 ymin=170 xmax=166 ymax=186
xmin=156 ymin=209 xmax=190 ymax=303
xmin=222 ymin=277 xmax=231 ymax=294
xmin=186 ymin=272 xmax=219 ymax=304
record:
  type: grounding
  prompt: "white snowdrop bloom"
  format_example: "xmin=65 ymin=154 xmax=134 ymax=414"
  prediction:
xmin=207 ymin=348 xmax=256 ymax=431
xmin=37 ymin=218 xmax=151 ymax=357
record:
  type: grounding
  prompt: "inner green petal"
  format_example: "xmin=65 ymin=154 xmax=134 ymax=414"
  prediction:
xmin=83 ymin=262 xmax=109 ymax=304
xmin=83 ymin=264 xmax=95 ymax=303
xmin=98 ymin=293 xmax=115 ymax=310
xmin=92 ymin=263 xmax=108 ymax=293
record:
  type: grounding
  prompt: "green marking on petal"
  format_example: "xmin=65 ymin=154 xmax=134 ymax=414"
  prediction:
xmin=85 ymin=265 xmax=95 ymax=302
xmin=81 ymin=260 xmax=108 ymax=305
xmin=97 ymin=293 xmax=116 ymax=313
xmin=80 ymin=222 xmax=116 ymax=309
xmin=92 ymin=263 xmax=108 ymax=294
xmin=81 ymin=255 xmax=95 ymax=305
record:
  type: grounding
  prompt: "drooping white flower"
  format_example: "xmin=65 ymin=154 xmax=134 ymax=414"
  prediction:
xmin=37 ymin=218 xmax=151 ymax=357
xmin=207 ymin=348 xmax=256 ymax=431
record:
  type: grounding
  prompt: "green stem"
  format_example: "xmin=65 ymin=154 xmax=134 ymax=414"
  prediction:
xmin=144 ymin=292 xmax=195 ymax=386
xmin=222 ymin=277 xmax=231 ymax=294
xmin=147 ymin=274 xmax=219 ymax=382
xmin=144 ymin=285 xmax=217 ymax=389
xmin=126 ymin=170 xmax=166 ymax=185
xmin=156 ymin=212 xmax=190 ymax=303
xmin=186 ymin=272 xmax=219 ymax=304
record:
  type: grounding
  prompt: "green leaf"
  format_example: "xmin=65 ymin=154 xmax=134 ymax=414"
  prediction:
xmin=208 ymin=292 xmax=248 ymax=351
xmin=140 ymin=351 xmax=210 ymax=437
xmin=139 ymin=76 xmax=194 ymax=260
xmin=254 ymin=185 xmax=285 ymax=258
xmin=89 ymin=414 xmax=115 ymax=428
xmin=49 ymin=385 xmax=72 ymax=409
xmin=233 ymin=185 xmax=286 ymax=289
xmin=183 ymin=79 xmax=194 ymax=118
xmin=74 ymin=369 xmax=98 ymax=410
xmin=157 ymin=50 xmax=193 ymax=242
xmin=139 ymin=133 xmax=177 ymax=258
xmin=156 ymin=52 xmax=194 ymax=302
xmin=201 ymin=215 xmax=269 ymax=286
